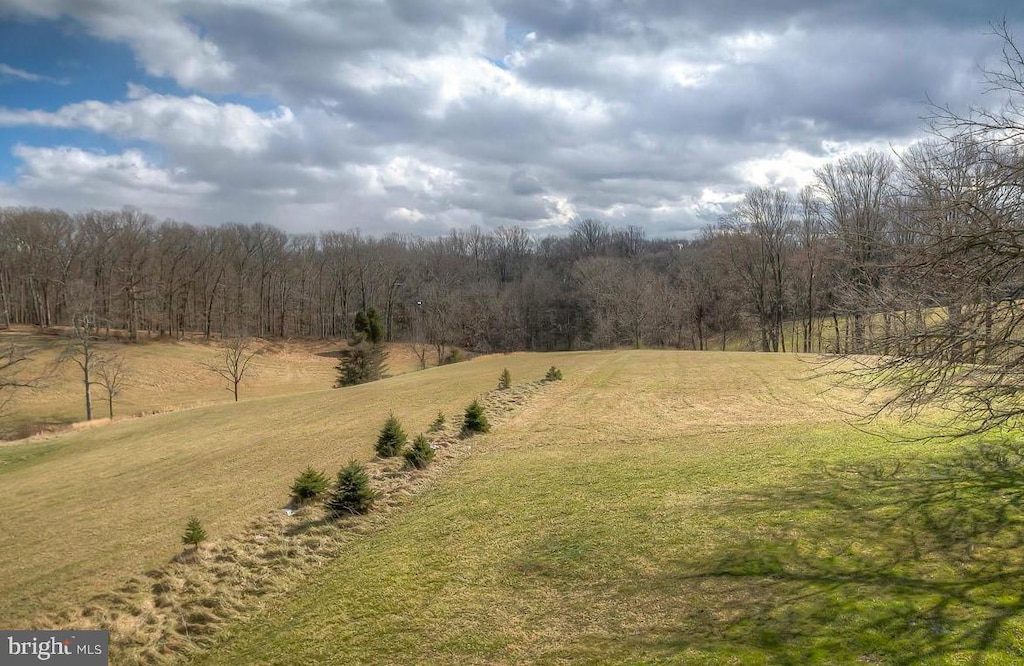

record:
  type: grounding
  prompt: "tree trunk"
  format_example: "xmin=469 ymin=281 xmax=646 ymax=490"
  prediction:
xmin=84 ymin=369 xmax=93 ymax=420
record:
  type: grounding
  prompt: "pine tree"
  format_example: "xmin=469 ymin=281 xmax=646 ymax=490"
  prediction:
xmin=326 ymin=461 xmax=377 ymax=516
xmin=335 ymin=310 xmax=389 ymax=387
xmin=290 ymin=466 xmax=329 ymax=504
xmin=376 ymin=413 xmax=408 ymax=457
xmin=544 ymin=366 xmax=563 ymax=382
xmin=498 ymin=368 xmax=512 ymax=390
xmin=461 ymin=399 xmax=490 ymax=436
xmin=428 ymin=411 xmax=446 ymax=432
xmin=404 ymin=434 xmax=435 ymax=469
xmin=365 ymin=308 xmax=384 ymax=344
xmin=182 ymin=516 xmax=206 ymax=548
xmin=334 ymin=343 xmax=388 ymax=387
xmin=353 ymin=310 xmax=370 ymax=339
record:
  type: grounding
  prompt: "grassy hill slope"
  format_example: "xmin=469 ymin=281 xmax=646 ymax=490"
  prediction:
xmin=197 ymin=352 xmax=1024 ymax=665
xmin=0 ymin=350 xmax=585 ymax=624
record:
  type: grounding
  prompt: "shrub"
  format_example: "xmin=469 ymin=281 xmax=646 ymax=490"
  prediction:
xmin=498 ymin=367 xmax=512 ymax=390
xmin=376 ymin=413 xmax=408 ymax=457
xmin=428 ymin=411 xmax=446 ymax=432
xmin=326 ymin=461 xmax=377 ymax=516
xmin=290 ymin=466 xmax=329 ymax=504
xmin=181 ymin=516 xmax=206 ymax=548
xmin=404 ymin=434 xmax=435 ymax=469
xmin=544 ymin=366 xmax=563 ymax=382
xmin=461 ymin=399 xmax=490 ymax=436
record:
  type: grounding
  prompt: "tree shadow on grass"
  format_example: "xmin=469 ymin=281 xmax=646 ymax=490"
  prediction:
xmin=640 ymin=441 xmax=1024 ymax=664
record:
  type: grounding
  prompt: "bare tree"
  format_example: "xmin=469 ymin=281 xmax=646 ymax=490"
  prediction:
xmin=0 ymin=344 xmax=38 ymax=414
xmin=829 ymin=27 xmax=1024 ymax=436
xmin=61 ymin=314 xmax=104 ymax=421
xmin=492 ymin=225 xmax=533 ymax=283
xmin=95 ymin=354 xmax=129 ymax=419
xmin=798 ymin=187 xmax=826 ymax=352
xmin=570 ymin=218 xmax=610 ymax=257
xmin=815 ymin=151 xmax=897 ymax=352
xmin=737 ymin=187 xmax=796 ymax=352
xmin=574 ymin=256 xmax=661 ymax=349
xmin=204 ymin=336 xmax=258 ymax=402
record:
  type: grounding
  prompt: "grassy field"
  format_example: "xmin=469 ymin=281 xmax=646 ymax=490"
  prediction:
xmin=0 ymin=348 xmax=593 ymax=626
xmin=4 ymin=348 xmax=1023 ymax=663
xmin=193 ymin=352 xmax=1024 ymax=665
xmin=0 ymin=327 xmax=432 ymax=440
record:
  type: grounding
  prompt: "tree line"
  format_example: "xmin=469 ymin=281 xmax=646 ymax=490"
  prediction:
xmin=0 ymin=150 xmax=990 ymax=357
xmin=0 ymin=147 xmax=983 ymax=357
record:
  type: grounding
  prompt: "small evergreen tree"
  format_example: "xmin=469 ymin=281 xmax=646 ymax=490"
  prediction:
xmin=182 ymin=516 xmax=206 ymax=548
xmin=376 ymin=413 xmax=408 ymax=457
xmin=335 ymin=310 xmax=388 ymax=387
xmin=404 ymin=433 xmax=435 ymax=469
xmin=428 ymin=411 xmax=446 ymax=432
xmin=334 ymin=343 xmax=388 ymax=387
xmin=544 ymin=366 xmax=563 ymax=382
xmin=290 ymin=466 xmax=329 ymax=504
xmin=326 ymin=461 xmax=377 ymax=516
xmin=461 ymin=399 xmax=490 ymax=436
xmin=498 ymin=368 xmax=512 ymax=390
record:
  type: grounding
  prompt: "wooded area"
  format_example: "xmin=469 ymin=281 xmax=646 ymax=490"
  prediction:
xmin=0 ymin=139 xmax=1002 ymax=358
xmin=0 ymin=139 xmax=1010 ymax=357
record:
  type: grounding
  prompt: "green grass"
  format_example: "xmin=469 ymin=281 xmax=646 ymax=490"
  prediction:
xmin=6 ymin=347 xmax=1023 ymax=663
xmin=193 ymin=351 xmax=1024 ymax=664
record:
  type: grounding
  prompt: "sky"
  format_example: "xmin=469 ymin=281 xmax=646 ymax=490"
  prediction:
xmin=0 ymin=1 xmax=1018 ymax=237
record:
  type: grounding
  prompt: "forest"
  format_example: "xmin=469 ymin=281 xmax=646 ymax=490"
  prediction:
xmin=0 ymin=133 xmax=1015 ymax=362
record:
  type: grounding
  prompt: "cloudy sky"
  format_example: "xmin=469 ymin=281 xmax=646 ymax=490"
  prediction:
xmin=0 ymin=1 xmax=1017 ymax=236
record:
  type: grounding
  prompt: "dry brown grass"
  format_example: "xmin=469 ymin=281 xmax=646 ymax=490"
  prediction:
xmin=0 ymin=327 xmax=437 ymax=440
xmin=0 ymin=350 xmax=599 ymax=627
xmin=36 ymin=380 xmax=550 ymax=665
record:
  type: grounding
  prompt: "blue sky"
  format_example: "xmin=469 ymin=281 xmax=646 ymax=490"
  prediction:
xmin=0 ymin=1 xmax=1017 ymax=235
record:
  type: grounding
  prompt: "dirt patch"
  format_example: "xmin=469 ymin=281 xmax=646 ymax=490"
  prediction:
xmin=36 ymin=380 xmax=556 ymax=665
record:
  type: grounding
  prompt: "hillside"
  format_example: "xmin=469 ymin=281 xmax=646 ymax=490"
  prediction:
xmin=0 ymin=327 xmax=434 ymax=440
xmin=3 ymin=350 xmax=1022 ymax=664
xmin=197 ymin=352 xmax=1023 ymax=665
xmin=0 ymin=349 xmax=591 ymax=625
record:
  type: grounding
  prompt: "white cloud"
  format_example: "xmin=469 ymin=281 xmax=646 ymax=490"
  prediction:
xmin=0 ymin=145 xmax=215 ymax=220
xmin=0 ymin=91 xmax=294 ymax=155
xmin=0 ymin=63 xmax=67 ymax=85
xmin=0 ymin=1 xmax=1014 ymax=235
xmin=354 ymin=156 xmax=461 ymax=196
xmin=386 ymin=206 xmax=425 ymax=223
xmin=12 ymin=145 xmax=214 ymax=195
xmin=1 ymin=0 xmax=235 ymax=90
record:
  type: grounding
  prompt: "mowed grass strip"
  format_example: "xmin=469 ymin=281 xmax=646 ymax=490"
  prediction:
xmin=198 ymin=352 xmax=1024 ymax=665
xmin=0 ymin=350 xmax=597 ymax=625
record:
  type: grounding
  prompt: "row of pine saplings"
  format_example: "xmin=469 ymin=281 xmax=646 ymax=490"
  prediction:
xmin=181 ymin=365 xmax=564 ymax=548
